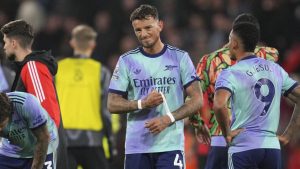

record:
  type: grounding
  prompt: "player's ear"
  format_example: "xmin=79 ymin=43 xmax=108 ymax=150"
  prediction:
xmin=158 ymin=20 xmax=163 ymax=31
xmin=232 ymin=38 xmax=239 ymax=50
xmin=90 ymin=40 xmax=96 ymax=50
xmin=69 ymin=38 xmax=75 ymax=49
xmin=11 ymin=39 xmax=18 ymax=49
xmin=233 ymin=40 xmax=238 ymax=50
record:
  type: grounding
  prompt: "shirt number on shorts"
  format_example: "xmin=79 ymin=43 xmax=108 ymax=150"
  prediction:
xmin=44 ymin=161 xmax=53 ymax=169
xmin=174 ymin=154 xmax=183 ymax=169
xmin=253 ymin=78 xmax=275 ymax=116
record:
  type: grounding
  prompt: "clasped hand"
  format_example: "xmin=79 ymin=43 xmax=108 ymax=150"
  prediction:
xmin=143 ymin=90 xmax=172 ymax=134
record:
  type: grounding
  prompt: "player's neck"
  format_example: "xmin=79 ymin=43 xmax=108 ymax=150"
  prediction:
xmin=74 ymin=50 xmax=92 ymax=58
xmin=143 ymin=40 xmax=164 ymax=55
xmin=15 ymin=48 xmax=32 ymax=62
xmin=236 ymin=51 xmax=255 ymax=61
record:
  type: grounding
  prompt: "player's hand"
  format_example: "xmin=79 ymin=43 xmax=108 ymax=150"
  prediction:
xmin=145 ymin=115 xmax=172 ymax=134
xmin=225 ymin=128 xmax=244 ymax=146
xmin=143 ymin=90 xmax=163 ymax=108
xmin=278 ymin=135 xmax=290 ymax=146
xmin=195 ymin=124 xmax=211 ymax=144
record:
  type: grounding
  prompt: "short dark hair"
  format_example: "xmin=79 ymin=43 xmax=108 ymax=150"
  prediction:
xmin=232 ymin=22 xmax=259 ymax=52
xmin=0 ymin=93 xmax=11 ymax=123
xmin=130 ymin=4 xmax=159 ymax=22
xmin=233 ymin=13 xmax=260 ymax=31
xmin=0 ymin=20 xmax=34 ymax=48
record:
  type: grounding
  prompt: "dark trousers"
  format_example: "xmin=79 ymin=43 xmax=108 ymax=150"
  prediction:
xmin=0 ymin=153 xmax=54 ymax=169
xmin=125 ymin=150 xmax=185 ymax=169
xmin=56 ymin=123 xmax=69 ymax=169
xmin=229 ymin=149 xmax=281 ymax=169
xmin=68 ymin=146 xmax=109 ymax=169
xmin=205 ymin=146 xmax=228 ymax=169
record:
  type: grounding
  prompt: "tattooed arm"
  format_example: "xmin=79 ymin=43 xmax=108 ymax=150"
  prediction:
xmin=31 ymin=124 xmax=50 ymax=169
xmin=107 ymin=90 xmax=163 ymax=114
xmin=280 ymin=85 xmax=300 ymax=145
xmin=172 ymin=81 xmax=203 ymax=120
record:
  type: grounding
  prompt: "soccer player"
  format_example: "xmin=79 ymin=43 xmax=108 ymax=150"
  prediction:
xmin=0 ymin=91 xmax=58 ymax=169
xmin=190 ymin=13 xmax=279 ymax=169
xmin=107 ymin=4 xmax=203 ymax=169
xmin=1 ymin=19 xmax=68 ymax=169
xmin=213 ymin=20 xmax=300 ymax=169
xmin=56 ymin=25 xmax=112 ymax=169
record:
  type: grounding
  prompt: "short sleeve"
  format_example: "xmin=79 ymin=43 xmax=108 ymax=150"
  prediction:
xmin=22 ymin=94 xmax=47 ymax=129
xmin=109 ymin=57 xmax=129 ymax=95
xmin=279 ymin=66 xmax=298 ymax=96
xmin=215 ymin=69 xmax=235 ymax=95
xmin=180 ymin=52 xmax=200 ymax=89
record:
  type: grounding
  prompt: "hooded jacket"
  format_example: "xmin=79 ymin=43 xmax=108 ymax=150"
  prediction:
xmin=11 ymin=51 xmax=61 ymax=127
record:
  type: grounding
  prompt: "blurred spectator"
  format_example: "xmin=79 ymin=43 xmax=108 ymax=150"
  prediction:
xmin=282 ymin=43 xmax=300 ymax=74
xmin=16 ymin=0 xmax=46 ymax=32
xmin=33 ymin=14 xmax=65 ymax=57
xmin=56 ymin=25 xmax=112 ymax=169
xmin=207 ymin=13 xmax=231 ymax=51
xmin=93 ymin=10 xmax=120 ymax=64
xmin=0 ymin=11 xmax=9 ymax=27
xmin=119 ymin=35 xmax=138 ymax=53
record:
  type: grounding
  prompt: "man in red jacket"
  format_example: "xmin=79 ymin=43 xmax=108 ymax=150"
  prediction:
xmin=1 ymin=19 xmax=68 ymax=169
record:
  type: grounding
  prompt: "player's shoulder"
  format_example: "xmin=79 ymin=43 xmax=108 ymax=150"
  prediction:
xmin=256 ymin=56 xmax=278 ymax=65
xmin=120 ymin=47 xmax=141 ymax=59
xmin=7 ymin=91 xmax=27 ymax=105
xmin=215 ymin=68 xmax=234 ymax=83
xmin=199 ymin=47 xmax=232 ymax=70
xmin=165 ymin=44 xmax=192 ymax=61
xmin=205 ymin=47 xmax=231 ymax=61
xmin=57 ymin=57 xmax=75 ymax=66
xmin=166 ymin=44 xmax=187 ymax=54
xmin=254 ymin=46 xmax=279 ymax=62
xmin=214 ymin=47 xmax=230 ymax=54
xmin=22 ymin=60 xmax=48 ymax=73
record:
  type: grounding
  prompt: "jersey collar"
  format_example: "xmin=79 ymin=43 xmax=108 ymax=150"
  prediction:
xmin=139 ymin=44 xmax=167 ymax=58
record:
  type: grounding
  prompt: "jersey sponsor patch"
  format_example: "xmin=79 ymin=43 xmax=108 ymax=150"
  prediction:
xmin=112 ymin=65 xmax=119 ymax=80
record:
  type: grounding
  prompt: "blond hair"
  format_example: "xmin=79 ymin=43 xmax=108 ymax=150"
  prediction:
xmin=71 ymin=25 xmax=97 ymax=50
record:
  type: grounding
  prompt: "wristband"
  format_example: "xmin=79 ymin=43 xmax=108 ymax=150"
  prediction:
xmin=167 ymin=112 xmax=176 ymax=123
xmin=137 ymin=99 xmax=142 ymax=110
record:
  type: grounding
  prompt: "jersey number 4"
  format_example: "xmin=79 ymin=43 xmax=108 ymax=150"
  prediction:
xmin=254 ymin=78 xmax=275 ymax=116
xmin=174 ymin=154 xmax=183 ymax=169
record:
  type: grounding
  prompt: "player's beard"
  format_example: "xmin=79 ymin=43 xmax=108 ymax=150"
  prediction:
xmin=6 ymin=53 xmax=16 ymax=61
xmin=140 ymin=36 xmax=159 ymax=49
xmin=142 ymin=41 xmax=154 ymax=49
